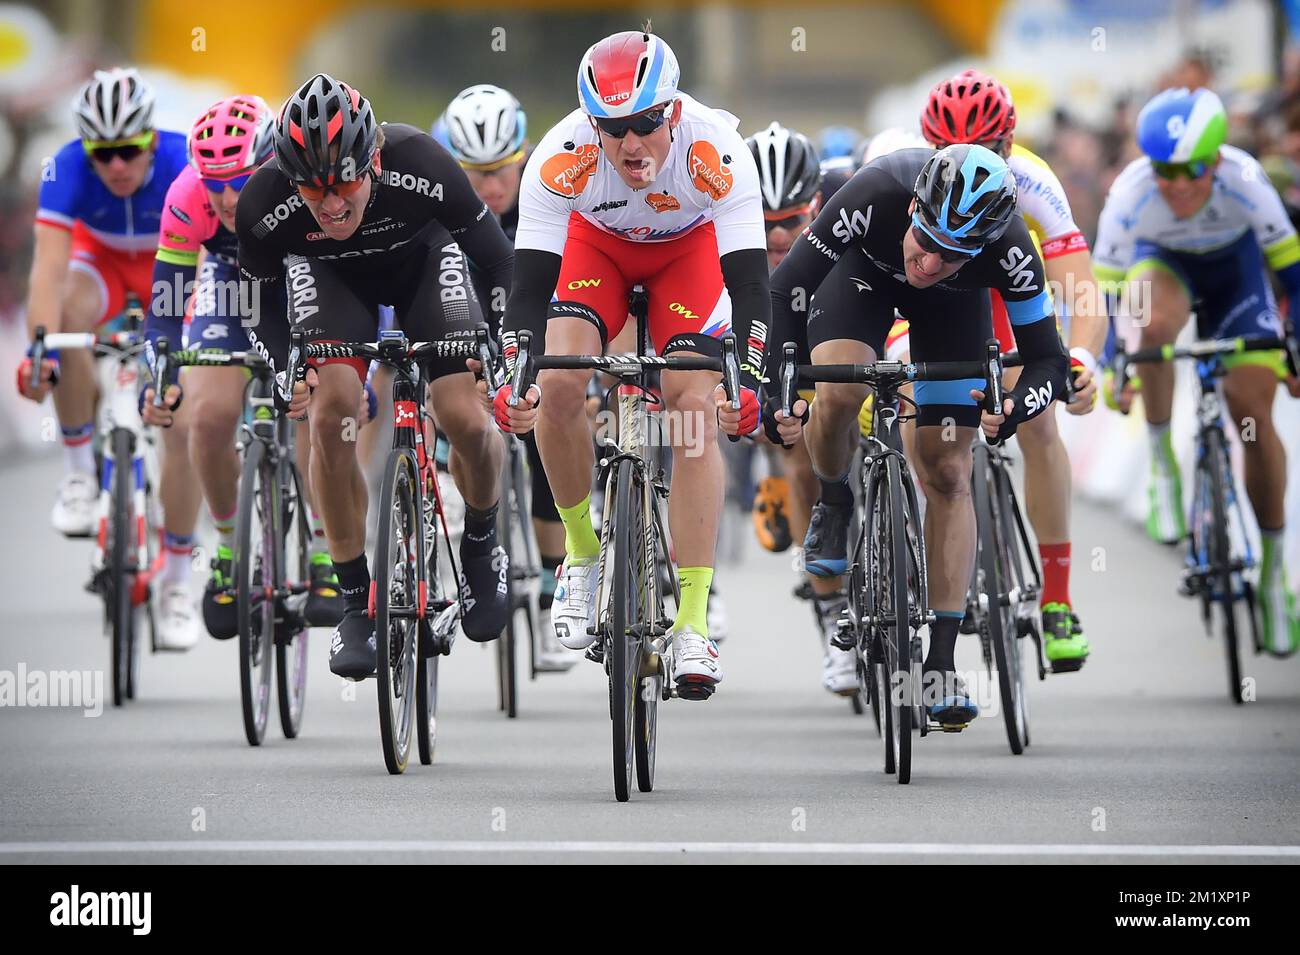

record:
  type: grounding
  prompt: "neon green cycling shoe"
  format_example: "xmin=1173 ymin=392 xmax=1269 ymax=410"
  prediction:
xmin=1042 ymin=602 xmax=1089 ymax=673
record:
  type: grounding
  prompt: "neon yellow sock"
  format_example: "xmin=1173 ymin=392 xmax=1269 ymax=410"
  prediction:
xmin=557 ymin=495 xmax=600 ymax=561
xmin=672 ymin=566 xmax=714 ymax=636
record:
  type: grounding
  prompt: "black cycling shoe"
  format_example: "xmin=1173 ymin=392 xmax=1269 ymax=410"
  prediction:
xmin=202 ymin=545 xmax=238 ymax=640
xmin=458 ymin=540 xmax=509 ymax=642
xmin=803 ymin=501 xmax=852 ymax=578
xmin=304 ymin=555 xmax=345 ymax=627
xmin=329 ymin=610 xmax=377 ymax=681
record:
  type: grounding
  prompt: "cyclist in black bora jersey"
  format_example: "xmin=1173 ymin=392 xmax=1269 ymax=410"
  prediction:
xmin=236 ymin=74 xmax=515 ymax=680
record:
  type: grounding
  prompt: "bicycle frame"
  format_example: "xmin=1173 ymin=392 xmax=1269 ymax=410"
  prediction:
xmin=1185 ymin=357 xmax=1255 ymax=596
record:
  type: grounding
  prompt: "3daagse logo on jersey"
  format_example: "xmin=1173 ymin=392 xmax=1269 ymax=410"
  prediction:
xmin=540 ymin=144 xmax=601 ymax=198
xmin=645 ymin=192 xmax=681 ymax=213
xmin=688 ymin=142 xmax=733 ymax=201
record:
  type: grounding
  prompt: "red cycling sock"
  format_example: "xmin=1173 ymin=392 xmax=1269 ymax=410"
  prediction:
xmin=1039 ymin=542 xmax=1071 ymax=607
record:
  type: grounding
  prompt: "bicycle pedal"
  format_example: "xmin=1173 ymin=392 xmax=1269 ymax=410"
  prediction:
xmin=673 ymin=679 xmax=715 ymax=702
xmin=1049 ymin=658 xmax=1086 ymax=675
xmin=584 ymin=643 xmax=605 ymax=665
xmin=935 ymin=721 xmax=969 ymax=733
xmin=830 ymin=628 xmax=856 ymax=652
xmin=958 ymin=608 xmax=979 ymax=634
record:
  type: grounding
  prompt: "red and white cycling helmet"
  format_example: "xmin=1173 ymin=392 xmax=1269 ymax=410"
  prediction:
xmin=921 ymin=68 xmax=1016 ymax=147
xmin=577 ymin=30 xmax=680 ymax=118
xmin=188 ymin=94 xmax=275 ymax=180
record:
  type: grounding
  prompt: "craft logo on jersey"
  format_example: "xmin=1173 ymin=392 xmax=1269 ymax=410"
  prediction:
xmin=688 ymin=142 xmax=733 ymax=200
xmin=998 ymin=246 xmax=1038 ymax=293
xmin=645 ymin=192 xmax=681 ymax=213
xmin=540 ymin=144 xmax=601 ymax=198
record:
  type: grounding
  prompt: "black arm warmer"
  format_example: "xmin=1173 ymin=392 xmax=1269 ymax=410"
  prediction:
xmin=501 ymin=248 xmax=563 ymax=371
xmin=720 ymin=247 xmax=772 ymax=395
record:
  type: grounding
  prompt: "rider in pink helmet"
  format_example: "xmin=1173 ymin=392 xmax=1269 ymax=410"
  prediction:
xmin=187 ymin=94 xmax=275 ymax=186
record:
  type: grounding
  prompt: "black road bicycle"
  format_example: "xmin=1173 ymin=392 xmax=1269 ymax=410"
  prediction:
xmin=783 ymin=340 xmax=1006 ymax=784
xmin=509 ymin=315 xmax=739 ymax=802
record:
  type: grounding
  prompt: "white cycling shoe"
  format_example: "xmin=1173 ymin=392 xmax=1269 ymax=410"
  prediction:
xmin=51 ymin=472 xmax=97 ymax=538
xmin=671 ymin=625 xmax=723 ymax=691
xmin=535 ymin=607 xmax=577 ymax=671
xmin=553 ymin=556 xmax=599 ymax=650
xmin=818 ymin=595 xmax=859 ymax=695
xmin=155 ymin=580 xmax=200 ymax=651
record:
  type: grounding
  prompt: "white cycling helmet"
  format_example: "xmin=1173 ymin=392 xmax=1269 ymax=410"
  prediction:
xmin=863 ymin=127 xmax=930 ymax=164
xmin=442 ymin=84 xmax=527 ymax=169
xmin=73 ymin=67 xmax=156 ymax=143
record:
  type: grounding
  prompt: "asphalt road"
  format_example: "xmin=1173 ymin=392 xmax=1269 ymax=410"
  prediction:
xmin=1 ymin=452 xmax=1297 ymax=864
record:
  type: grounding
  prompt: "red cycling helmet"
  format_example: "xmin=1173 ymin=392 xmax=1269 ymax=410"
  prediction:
xmin=920 ymin=69 xmax=1016 ymax=147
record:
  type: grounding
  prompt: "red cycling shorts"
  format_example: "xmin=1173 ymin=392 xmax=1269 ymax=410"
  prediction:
xmin=68 ymin=223 xmax=156 ymax=326
xmin=552 ymin=212 xmax=733 ymax=352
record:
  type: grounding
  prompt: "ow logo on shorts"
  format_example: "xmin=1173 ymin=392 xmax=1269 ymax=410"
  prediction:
xmin=669 ymin=302 xmax=700 ymax=321
xmin=688 ymin=142 xmax=733 ymax=200
xmin=646 ymin=192 xmax=681 ymax=213
xmin=567 ymin=278 xmax=601 ymax=290
xmin=540 ymin=144 xmax=600 ymax=198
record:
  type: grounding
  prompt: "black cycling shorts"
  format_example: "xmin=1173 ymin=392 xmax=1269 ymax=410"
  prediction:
xmin=286 ymin=231 xmax=485 ymax=383
xmin=806 ymin=245 xmax=993 ymax=428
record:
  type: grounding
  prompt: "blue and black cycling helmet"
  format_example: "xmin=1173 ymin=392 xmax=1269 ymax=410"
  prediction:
xmin=1136 ymin=87 xmax=1227 ymax=164
xmin=912 ymin=143 xmax=1017 ymax=252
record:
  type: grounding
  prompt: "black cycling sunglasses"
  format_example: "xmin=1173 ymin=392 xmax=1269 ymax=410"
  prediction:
xmin=594 ymin=105 xmax=670 ymax=139
xmin=89 ymin=143 xmax=146 ymax=164
xmin=910 ymin=214 xmax=979 ymax=263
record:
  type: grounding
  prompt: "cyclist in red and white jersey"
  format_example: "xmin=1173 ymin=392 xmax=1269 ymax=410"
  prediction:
xmin=494 ymin=30 xmax=803 ymax=695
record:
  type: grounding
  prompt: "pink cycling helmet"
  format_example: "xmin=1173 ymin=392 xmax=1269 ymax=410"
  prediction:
xmin=187 ymin=94 xmax=275 ymax=179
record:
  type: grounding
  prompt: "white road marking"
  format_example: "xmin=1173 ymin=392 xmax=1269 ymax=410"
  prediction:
xmin=1 ymin=841 xmax=1297 ymax=856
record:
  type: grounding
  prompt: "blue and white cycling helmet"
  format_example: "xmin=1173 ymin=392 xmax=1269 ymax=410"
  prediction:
xmin=817 ymin=125 xmax=861 ymax=161
xmin=1136 ymin=87 xmax=1227 ymax=164
xmin=912 ymin=143 xmax=1017 ymax=252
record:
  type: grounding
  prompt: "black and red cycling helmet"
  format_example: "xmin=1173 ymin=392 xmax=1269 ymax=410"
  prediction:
xmin=274 ymin=73 xmax=378 ymax=186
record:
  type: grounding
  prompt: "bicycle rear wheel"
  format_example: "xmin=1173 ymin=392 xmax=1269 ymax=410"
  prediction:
xmin=1202 ymin=429 xmax=1243 ymax=704
xmin=609 ymin=458 xmax=642 ymax=802
xmin=973 ymin=444 xmax=1027 ymax=753
xmin=276 ymin=458 xmax=310 ymax=739
xmin=107 ymin=428 xmax=136 ymax=708
xmin=376 ymin=448 xmax=422 ymax=774
xmin=236 ymin=439 xmax=277 ymax=746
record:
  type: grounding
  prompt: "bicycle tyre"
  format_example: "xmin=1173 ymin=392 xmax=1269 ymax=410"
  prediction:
xmin=236 ymin=439 xmax=276 ymax=746
xmin=276 ymin=458 xmax=310 ymax=739
xmin=610 ymin=458 xmax=640 ymax=802
xmin=495 ymin=472 xmax=519 ymax=718
xmin=1203 ymin=428 xmax=1243 ymax=704
xmin=973 ymin=444 xmax=1027 ymax=754
xmin=108 ymin=428 xmax=135 ymax=708
xmin=376 ymin=447 xmax=422 ymax=774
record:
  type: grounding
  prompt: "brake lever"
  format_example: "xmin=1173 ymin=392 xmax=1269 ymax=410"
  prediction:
xmin=511 ymin=330 xmax=534 ymax=409
xmin=152 ymin=337 xmax=170 ymax=408
xmin=29 ymin=325 xmax=46 ymax=394
xmin=780 ymin=342 xmax=797 ymax=419
xmin=982 ymin=338 xmax=1004 ymax=415
xmin=474 ymin=323 xmax=500 ymax=401
xmin=721 ymin=333 xmax=742 ymax=444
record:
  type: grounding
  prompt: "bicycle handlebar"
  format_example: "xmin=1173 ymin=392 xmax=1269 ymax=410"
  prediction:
xmin=1108 ymin=333 xmax=1299 ymax=408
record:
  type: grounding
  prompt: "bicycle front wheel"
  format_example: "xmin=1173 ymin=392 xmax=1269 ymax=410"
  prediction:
xmin=375 ymin=448 xmax=422 ymax=774
xmin=609 ymin=458 xmax=643 ymax=802
xmin=973 ymin=444 xmax=1027 ymax=754
xmin=868 ymin=453 xmax=913 ymax=783
xmin=495 ymin=470 xmax=519 ymax=718
xmin=276 ymin=458 xmax=310 ymax=739
xmin=1202 ymin=429 xmax=1244 ymax=704
xmin=107 ymin=428 xmax=136 ymax=708
xmin=236 ymin=439 xmax=277 ymax=746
